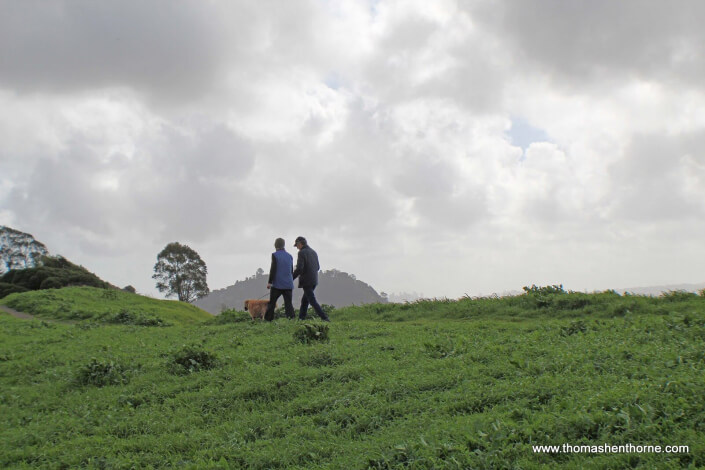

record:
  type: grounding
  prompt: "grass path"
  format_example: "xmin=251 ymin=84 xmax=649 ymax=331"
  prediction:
xmin=0 ymin=304 xmax=36 ymax=320
xmin=0 ymin=303 xmax=75 ymax=324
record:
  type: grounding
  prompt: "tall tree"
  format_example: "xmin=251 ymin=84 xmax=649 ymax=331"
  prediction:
xmin=0 ymin=226 xmax=49 ymax=275
xmin=152 ymin=242 xmax=209 ymax=302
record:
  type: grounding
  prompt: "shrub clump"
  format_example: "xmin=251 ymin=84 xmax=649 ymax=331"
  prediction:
xmin=523 ymin=284 xmax=566 ymax=296
xmin=170 ymin=345 xmax=218 ymax=374
xmin=553 ymin=293 xmax=593 ymax=311
xmin=294 ymin=323 xmax=330 ymax=344
xmin=105 ymin=309 xmax=169 ymax=326
xmin=75 ymin=358 xmax=130 ymax=387
xmin=210 ymin=309 xmax=250 ymax=324
xmin=39 ymin=277 xmax=62 ymax=290
xmin=0 ymin=282 xmax=28 ymax=299
xmin=522 ymin=284 xmax=566 ymax=308
xmin=0 ymin=255 xmax=112 ymax=293
xmin=561 ymin=320 xmax=588 ymax=336
xmin=660 ymin=290 xmax=698 ymax=302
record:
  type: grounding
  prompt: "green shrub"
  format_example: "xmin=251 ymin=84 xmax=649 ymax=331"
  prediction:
xmin=105 ymin=309 xmax=169 ymax=327
xmin=321 ymin=304 xmax=336 ymax=315
xmin=293 ymin=323 xmax=330 ymax=344
xmin=561 ymin=320 xmax=588 ymax=336
xmin=169 ymin=345 xmax=218 ymax=374
xmin=102 ymin=289 xmax=118 ymax=300
xmin=210 ymin=309 xmax=250 ymax=324
xmin=75 ymin=358 xmax=130 ymax=387
xmin=553 ymin=293 xmax=593 ymax=310
xmin=523 ymin=284 xmax=566 ymax=296
xmin=522 ymin=284 xmax=567 ymax=309
xmin=0 ymin=282 xmax=28 ymax=299
xmin=609 ymin=303 xmax=632 ymax=317
xmin=0 ymin=255 xmax=111 ymax=293
xmin=39 ymin=277 xmax=62 ymax=290
xmin=660 ymin=290 xmax=698 ymax=302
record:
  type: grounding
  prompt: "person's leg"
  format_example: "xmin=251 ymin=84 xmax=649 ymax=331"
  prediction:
xmin=265 ymin=289 xmax=281 ymax=321
xmin=303 ymin=285 xmax=330 ymax=321
xmin=282 ymin=289 xmax=295 ymax=319
xmin=299 ymin=290 xmax=310 ymax=320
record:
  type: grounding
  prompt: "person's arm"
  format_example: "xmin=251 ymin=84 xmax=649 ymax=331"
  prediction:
xmin=292 ymin=251 xmax=305 ymax=280
xmin=267 ymin=254 xmax=277 ymax=287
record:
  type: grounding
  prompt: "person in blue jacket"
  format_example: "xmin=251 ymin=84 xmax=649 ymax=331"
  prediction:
xmin=292 ymin=236 xmax=330 ymax=321
xmin=265 ymin=237 xmax=296 ymax=321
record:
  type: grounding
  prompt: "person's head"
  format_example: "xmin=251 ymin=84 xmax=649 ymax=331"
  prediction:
xmin=294 ymin=236 xmax=307 ymax=250
xmin=274 ymin=238 xmax=285 ymax=250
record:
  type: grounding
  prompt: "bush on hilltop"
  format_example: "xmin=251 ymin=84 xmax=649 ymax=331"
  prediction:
xmin=0 ymin=255 xmax=112 ymax=298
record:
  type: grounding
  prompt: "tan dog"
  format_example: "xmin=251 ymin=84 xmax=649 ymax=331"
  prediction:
xmin=244 ymin=299 xmax=269 ymax=320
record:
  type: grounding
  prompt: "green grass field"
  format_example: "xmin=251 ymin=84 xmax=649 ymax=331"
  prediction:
xmin=1 ymin=286 xmax=212 ymax=325
xmin=1 ymin=287 xmax=703 ymax=468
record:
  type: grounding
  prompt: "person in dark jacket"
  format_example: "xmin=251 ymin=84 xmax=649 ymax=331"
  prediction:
xmin=265 ymin=238 xmax=296 ymax=321
xmin=292 ymin=236 xmax=330 ymax=321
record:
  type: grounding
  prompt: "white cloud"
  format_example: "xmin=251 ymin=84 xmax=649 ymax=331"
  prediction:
xmin=1 ymin=0 xmax=705 ymax=298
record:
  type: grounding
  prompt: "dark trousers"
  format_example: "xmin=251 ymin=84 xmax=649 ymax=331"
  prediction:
xmin=265 ymin=287 xmax=295 ymax=321
xmin=299 ymin=285 xmax=330 ymax=321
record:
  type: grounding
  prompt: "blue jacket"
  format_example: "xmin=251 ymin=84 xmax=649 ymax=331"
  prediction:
xmin=268 ymin=249 xmax=294 ymax=289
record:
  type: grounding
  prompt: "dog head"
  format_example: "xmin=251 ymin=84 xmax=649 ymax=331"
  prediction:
xmin=244 ymin=300 xmax=250 ymax=311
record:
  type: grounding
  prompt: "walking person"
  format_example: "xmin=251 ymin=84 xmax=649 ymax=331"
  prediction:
xmin=264 ymin=238 xmax=296 ymax=321
xmin=292 ymin=236 xmax=330 ymax=321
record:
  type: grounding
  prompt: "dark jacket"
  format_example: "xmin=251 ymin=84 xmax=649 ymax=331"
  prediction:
xmin=292 ymin=245 xmax=320 ymax=288
xmin=268 ymin=249 xmax=294 ymax=290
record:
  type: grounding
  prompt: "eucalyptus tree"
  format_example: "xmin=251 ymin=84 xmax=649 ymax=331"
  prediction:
xmin=152 ymin=242 xmax=209 ymax=302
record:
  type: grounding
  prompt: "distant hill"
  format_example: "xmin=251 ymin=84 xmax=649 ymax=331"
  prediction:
xmin=194 ymin=268 xmax=387 ymax=314
xmin=387 ymin=291 xmax=425 ymax=303
xmin=615 ymin=282 xmax=705 ymax=296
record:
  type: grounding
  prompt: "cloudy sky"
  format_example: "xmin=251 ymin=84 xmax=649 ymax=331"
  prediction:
xmin=1 ymin=0 xmax=704 ymax=299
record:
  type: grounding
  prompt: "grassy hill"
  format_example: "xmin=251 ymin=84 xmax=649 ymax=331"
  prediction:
xmin=1 ymin=288 xmax=703 ymax=468
xmin=0 ymin=286 xmax=213 ymax=325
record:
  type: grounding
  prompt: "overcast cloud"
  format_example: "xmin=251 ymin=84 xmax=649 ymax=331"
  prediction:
xmin=1 ymin=0 xmax=704 ymax=298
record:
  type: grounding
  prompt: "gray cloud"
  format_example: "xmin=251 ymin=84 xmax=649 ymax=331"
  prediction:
xmin=0 ymin=1 xmax=236 ymax=102
xmin=2 ymin=1 xmax=705 ymax=297
xmin=476 ymin=0 xmax=705 ymax=89
xmin=606 ymin=131 xmax=705 ymax=221
xmin=7 ymin=122 xmax=256 ymax=247
xmin=9 ymin=148 xmax=119 ymax=235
